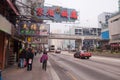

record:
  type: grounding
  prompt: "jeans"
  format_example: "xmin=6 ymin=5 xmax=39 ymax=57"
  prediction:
xmin=20 ymin=58 xmax=24 ymax=68
xmin=42 ymin=60 xmax=47 ymax=71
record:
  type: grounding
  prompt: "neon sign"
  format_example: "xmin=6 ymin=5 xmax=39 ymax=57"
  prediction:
xmin=19 ymin=22 xmax=50 ymax=36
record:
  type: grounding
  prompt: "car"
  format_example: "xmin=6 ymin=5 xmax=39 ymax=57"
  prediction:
xmin=45 ymin=48 xmax=49 ymax=52
xmin=74 ymin=50 xmax=92 ymax=59
xmin=55 ymin=48 xmax=61 ymax=53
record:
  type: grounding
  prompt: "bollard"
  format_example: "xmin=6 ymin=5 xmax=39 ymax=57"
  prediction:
xmin=0 ymin=70 xmax=2 ymax=80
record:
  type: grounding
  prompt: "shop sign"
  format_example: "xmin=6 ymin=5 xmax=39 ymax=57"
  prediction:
xmin=19 ymin=22 xmax=50 ymax=36
xmin=35 ymin=6 xmax=78 ymax=22
xmin=0 ymin=15 xmax=11 ymax=34
xmin=32 ymin=37 xmax=48 ymax=44
xmin=27 ymin=37 xmax=32 ymax=42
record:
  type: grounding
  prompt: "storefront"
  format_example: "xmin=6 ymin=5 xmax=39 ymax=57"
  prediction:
xmin=0 ymin=15 xmax=23 ymax=70
xmin=0 ymin=15 xmax=12 ymax=69
xmin=110 ymin=40 xmax=120 ymax=51
xmin=0 ymin=31 xmax=5 ymax=69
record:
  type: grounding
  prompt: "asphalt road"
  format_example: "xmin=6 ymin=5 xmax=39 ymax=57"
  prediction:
xmin=49 ymin=51 xmax=120 ymax=80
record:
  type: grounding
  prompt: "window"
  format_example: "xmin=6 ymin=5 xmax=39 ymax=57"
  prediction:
xmin=111 ymin=17 xmax=120 ymax=23
xmin=75 ymin=29 xmax=78 ymax=33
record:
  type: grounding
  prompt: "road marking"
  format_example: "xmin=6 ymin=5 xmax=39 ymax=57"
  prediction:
xmin=47 ymin=61 xmax=60 ymax=80
xmin=66 ymin=72 xmax=77 ymax=80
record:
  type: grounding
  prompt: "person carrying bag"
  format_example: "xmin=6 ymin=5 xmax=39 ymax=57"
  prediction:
xmin=40 ymin=51 xmax=48 ymax=71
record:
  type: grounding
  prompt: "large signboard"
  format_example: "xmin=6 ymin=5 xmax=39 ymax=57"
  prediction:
xmin=27 ymin=37 xmax=48 ymax=44
xmin=0 ymin=15 xmax=12 ymax=34
xmin=19 ymin=22 xmax=50 ymax=36
xmin=34 ymin=6 xmax=78 ymax=22
xmin=33 ymin=37 xmax=48 ymax=44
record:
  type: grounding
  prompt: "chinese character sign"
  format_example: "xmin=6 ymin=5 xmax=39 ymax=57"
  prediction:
xmin=19 ymin=22 xmax=50 ymax=36
xmin=70 ymin=10 xmax=77 ymax=19
xmin=47 ymin=9 xmax=54 ymax=17
xmin=61 ymin=10 xmax=68 ymax=18
xmin=36 ymin=8 xmax=43 ymax=16
xmin=35 ymin=6 xmax=78 ymax=22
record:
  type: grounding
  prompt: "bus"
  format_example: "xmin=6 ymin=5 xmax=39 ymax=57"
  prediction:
xmin=49 ymin=45 xmax=55 ymax=52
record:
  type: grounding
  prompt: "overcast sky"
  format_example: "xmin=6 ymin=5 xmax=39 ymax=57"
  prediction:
xmin=45 ymin=0 xmax=119 ymax=33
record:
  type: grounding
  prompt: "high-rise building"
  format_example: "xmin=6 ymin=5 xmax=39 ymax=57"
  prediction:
xmin=98 ymin=12 xmax=113 ymax=29
xmin=108 ymin=12 xmax=120 ymax=44
xmin=98 ymin=12 xmax=113 ymax=41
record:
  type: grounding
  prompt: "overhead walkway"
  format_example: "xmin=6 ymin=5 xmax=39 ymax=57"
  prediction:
xmin=49 ymin=33 xmax=100 ymax=40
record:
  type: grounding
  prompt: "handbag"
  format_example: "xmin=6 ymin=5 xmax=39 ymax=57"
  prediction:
xmin=29 ymin=59 xmax=32 ymax=64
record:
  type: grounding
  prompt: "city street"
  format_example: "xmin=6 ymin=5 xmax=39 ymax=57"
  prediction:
xmin=1 ymin=0 xmax=120 ymax=80
xmin=2 ymin=51 xmax=120 ymax=80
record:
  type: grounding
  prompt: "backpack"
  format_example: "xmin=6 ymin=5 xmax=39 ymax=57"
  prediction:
xmin=40 ymin=54 xmax=48 ymax=63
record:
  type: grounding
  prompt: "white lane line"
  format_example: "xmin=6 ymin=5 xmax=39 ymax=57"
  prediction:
xmin=47 ymin=61 xmax=60 ymax=80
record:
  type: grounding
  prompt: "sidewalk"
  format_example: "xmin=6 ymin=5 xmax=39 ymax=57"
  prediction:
xmin=2 ymin=54 xmax=53 ymax=80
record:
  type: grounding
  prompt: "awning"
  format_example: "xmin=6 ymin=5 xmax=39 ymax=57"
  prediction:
xmin=0 ymin=15 xmax=12 ymax=34
xmin=6 ymin=0 xmax=19 ymax=15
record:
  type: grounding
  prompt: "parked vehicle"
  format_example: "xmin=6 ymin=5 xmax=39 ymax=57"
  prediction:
xmin=74 ymin=50 xmax=92 ymax=59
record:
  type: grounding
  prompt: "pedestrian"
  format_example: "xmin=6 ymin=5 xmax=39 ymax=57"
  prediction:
xmin=40 ymin=50 xmax=48 ymax=71
xmin=18 ymin=49 xmax=26 ymax=68
xmin=26 ymin=48 xmax=34 ymax=71
xmin=34 ymin=49 xmax=37 ymax=56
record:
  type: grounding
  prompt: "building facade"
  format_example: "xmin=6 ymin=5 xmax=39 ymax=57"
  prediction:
xmin=98 ymin=12 xmax=112 ymax=40
xmin=98 ymin=12 xmax=113 ymax=29
xmin=0 ymin=0 xmax=22 ymax=70
xmin=109 ymin=12 xmax=120 ymax=44
xmin=63 ymin=26 xmax=101 ymax=50
xmin=98 ymin=12 xmax=113 ymax=49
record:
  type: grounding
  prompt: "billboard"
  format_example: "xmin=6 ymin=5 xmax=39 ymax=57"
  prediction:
xmin=27 ymin=37 xmax=48 ymax=44
xmin=101 ymin=31 xmax=109 ymax=40
xmin=34 ymin=6 xmax=78 ymax=22
xmin=19 ymin=22 xmax=50 ymax=36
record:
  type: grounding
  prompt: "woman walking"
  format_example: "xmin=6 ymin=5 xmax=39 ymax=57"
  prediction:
xmin=40 ymin=51 xmax=48 ymax=71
